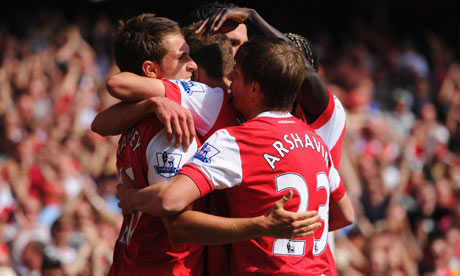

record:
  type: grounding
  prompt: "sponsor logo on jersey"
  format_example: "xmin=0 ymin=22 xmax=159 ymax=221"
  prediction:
xmin=278 ymin=120 xmax=296 ymax=124
xmin=154 ymin=151 xmax=182 ymax=177
xmin=193 ymin=142 xmax=220 ymax=163
xmin=179 ymin=80 xmax=206 ymax=95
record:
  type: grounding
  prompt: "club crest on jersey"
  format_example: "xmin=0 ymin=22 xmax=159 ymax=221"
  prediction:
xmin=193 ymin=142 xmax=220 ymax=163
xmin=178 ymin=80 xmax=205 ymax=95
xmin=154 ymin=151 xmax=182 ymax=177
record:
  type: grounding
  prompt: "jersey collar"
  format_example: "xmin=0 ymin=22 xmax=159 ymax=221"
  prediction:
xmin=255 ymin=111 xmax=293 ymax=119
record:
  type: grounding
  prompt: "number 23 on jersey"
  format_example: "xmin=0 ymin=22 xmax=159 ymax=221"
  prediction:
xmin=273 ymin=172 xmax=330 ymax=256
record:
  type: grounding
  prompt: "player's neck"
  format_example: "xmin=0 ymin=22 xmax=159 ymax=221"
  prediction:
xmin=243 ymin=104 xmax=267 ymax=121
xmin=241 ymin=88 xmax=267 ymax=121
xmin=206 ymin=77 xmax=230 ymax=90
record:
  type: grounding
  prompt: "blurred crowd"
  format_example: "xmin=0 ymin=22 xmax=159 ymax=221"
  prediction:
xmin=1 ymin=6 xmax=460 ymax=276
xmin=0 ymin=9 xmax=122 ymax=276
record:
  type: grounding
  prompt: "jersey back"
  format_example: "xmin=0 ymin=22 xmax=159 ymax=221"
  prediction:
xmin=181 ymin=112 xmax=345 ymax=276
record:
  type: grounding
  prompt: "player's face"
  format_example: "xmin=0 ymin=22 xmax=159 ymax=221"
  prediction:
xmin=228 ymin=64 xmax=251 ymax=115
xmin=225 ymin=24 xmax=248 ymax=57
xmin=157 ymin=34 xmax=197 ymax=80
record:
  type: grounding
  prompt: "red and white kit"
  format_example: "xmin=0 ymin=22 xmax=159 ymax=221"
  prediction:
xmin=180 ymin=112 xmax=346 ymax=276
xmin=111 ymin=79 xmax=239 ymax=275
xmin=294 ymin=87 xmax=347 ymax=168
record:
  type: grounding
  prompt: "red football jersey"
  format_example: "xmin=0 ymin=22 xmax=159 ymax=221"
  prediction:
xmin=163 ymin=79 xmax=241 ymax=141
xmin=110 ymin=116 xmax=204 ymax=276
xmin=180 ymin=112 xmax=345 ymax=276
xmin=163 ymin=79 xmax=241 ymax=276
xmin=110 ymin=78 xmax=243 ymax=275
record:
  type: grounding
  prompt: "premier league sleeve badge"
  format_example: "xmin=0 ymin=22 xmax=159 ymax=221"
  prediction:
xmin=193 ymin=142 xmax=220 ymax=164
xmin=154 ymin=151 xmax=183 ymax=178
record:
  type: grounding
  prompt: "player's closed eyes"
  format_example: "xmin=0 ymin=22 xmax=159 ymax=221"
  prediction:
xmin=179 ymin=53 xmax=189 ymax=62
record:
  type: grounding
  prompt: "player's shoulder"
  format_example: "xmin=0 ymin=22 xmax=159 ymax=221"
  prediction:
xmin=165 ymin=79 xmax=225 ymax=96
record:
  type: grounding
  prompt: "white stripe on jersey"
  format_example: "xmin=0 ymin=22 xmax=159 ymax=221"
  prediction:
xmin=328 ymin=165 xmax=342 ymax=193
xmin=168 ymin=79 xmax=226 ymax=137
xmin=188 ymin=129 xmax=243 ymax=190
xmin=314 ymin=97 xmax=346 ymax=151
xmin=146 ymin=129 xmax=198 ymax=185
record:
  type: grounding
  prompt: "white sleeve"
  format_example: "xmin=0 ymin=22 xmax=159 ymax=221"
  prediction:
xmin=145 ymin=129 xmax=198 ymax=185
xmin=186 ymin=129 xmax=243 ymax=190
xmin=168 ymin=79 xmax=226 ymax=137
xmin=315 ymin=96 xmax=346 ymax=150
xmin=328 ymin=163 xmax=342 ymax=194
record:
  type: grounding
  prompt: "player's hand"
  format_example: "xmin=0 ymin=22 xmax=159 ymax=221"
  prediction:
xmin=262 ymin=191 xmax=321 ymax=239
xmin=116 ymin=170 xmax=136 ymax=215
xmin=196 ymin=7 xmax=251 ymax=37
xmin=150 ymin=97 xmax=195 ymax=152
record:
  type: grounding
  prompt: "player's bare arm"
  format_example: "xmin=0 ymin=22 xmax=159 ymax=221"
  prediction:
xmin=91 ymin=97 xmax=195 ymax=151
xmin=196 ymin=7 xmax=285 ymax=41
xmin=116 ymin=173 xmax=198 ymax=217
xmin=162 ymin=191 xmax=321 ymax=245
xmin=92 ymin=71 xmax=195 ymax=150
xmin=196 ymin=7 xmax=329 ymax=123
xmin=91 ymin=99 xmax=154 ymax=136
xmin=116 ymin=171 xmax=322 ymax=243
xmin=328 ymin=192 xmax=355 ymax=231
xmin=297 ymin=66 xmax=330 ymax=123
xmin=106 ymin=71 xmax=166 ymax=101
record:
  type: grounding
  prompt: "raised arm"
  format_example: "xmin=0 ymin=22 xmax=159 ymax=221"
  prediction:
xmin=106 ymin=71 xmax=166 ymax=102
xmin=297 ymin=65 xmax=330 ymax=123
xmin=196 ymin=7 xmax=329 ymax=123
xmin=196 ymin=7 xmax=287 ymax=42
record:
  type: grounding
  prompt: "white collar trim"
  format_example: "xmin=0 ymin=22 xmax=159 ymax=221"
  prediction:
xmin=255 ymin=111 xmax=292 ymax=118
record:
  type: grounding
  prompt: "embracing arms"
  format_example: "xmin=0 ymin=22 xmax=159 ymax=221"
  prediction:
xmin=162 ymin=192 xmax=320 ymax=244
xmin=91 ymin=72 xmax=195 ymax=150
xmin=116 ymin=171 xmax=321 ymax=244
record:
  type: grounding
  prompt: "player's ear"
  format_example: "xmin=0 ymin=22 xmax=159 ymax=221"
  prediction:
xmin=251 ymin=81 xmax=261 ymax=97
xmin=142 ymin=60 xmax=159 ymax=78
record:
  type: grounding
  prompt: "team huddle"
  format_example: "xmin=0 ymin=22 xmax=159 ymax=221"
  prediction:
xmin=91 ymin=3 xmax=354 ymax=276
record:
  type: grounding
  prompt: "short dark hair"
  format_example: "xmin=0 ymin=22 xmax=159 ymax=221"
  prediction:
xmin=284 ymin=33 xmax=319 ymax=72
xmin=235 ymin=37 xmax=307 ymax=111
xmin=183 ymin=25 xmax=233 ymax=80
xmin=112 ymin=13 xmax=182 ymax=75
xmin=186 ymin=2 xmax=238 ymax=25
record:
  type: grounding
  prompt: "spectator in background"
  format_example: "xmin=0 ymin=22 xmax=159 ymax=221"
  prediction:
xmin=45 ymin=215 xmax=78 ymax=268
xmin=1 ymin=9 xmax=121 ymax=276
xmin=17 ymin=240 xmax=45 ymax=276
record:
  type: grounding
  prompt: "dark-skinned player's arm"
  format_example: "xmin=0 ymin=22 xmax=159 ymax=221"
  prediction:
xmin=196 ymin=7 xmax=329 ymax=123
xmin=196 ymin=7 xmax=286 ymax=42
